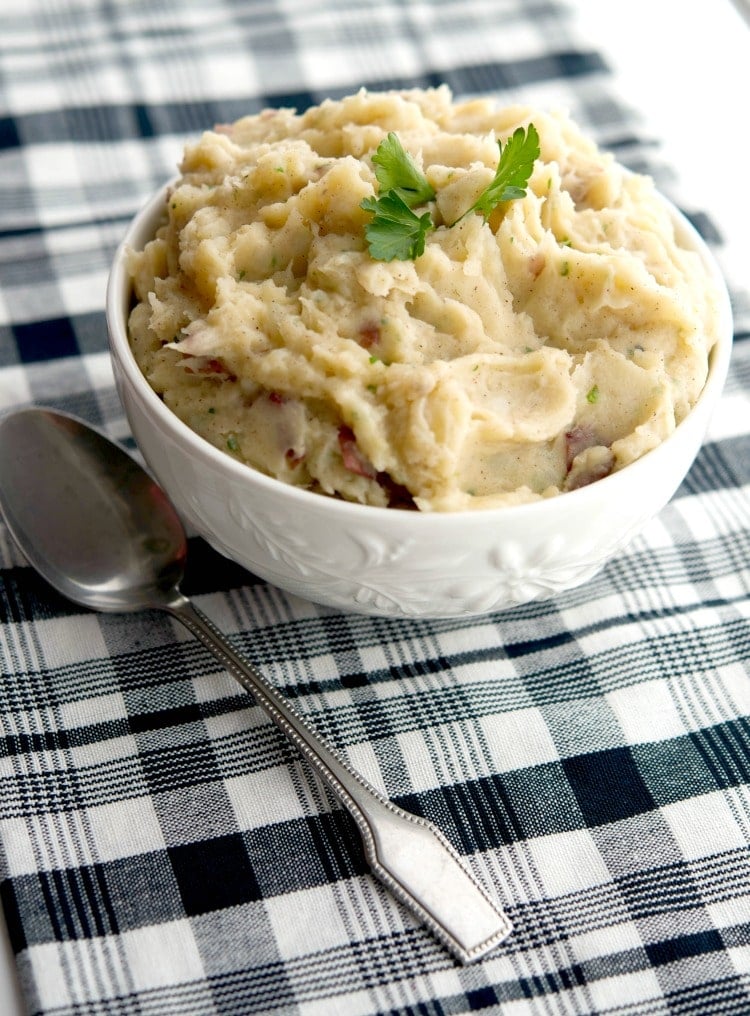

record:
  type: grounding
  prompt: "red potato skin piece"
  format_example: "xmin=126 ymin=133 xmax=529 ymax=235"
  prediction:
xmin=358 ymin=322 xmax=381 ymax=348
xmin=565 ymin=424 xmax=596 ymax=468
xmin=336 ymin=427 xmax=417 ymax=508
xmin=183 ymin=357 xmax=237 ymax=381
xmin=267 ymin=392 xmax=305 ymax=466
xmin=564 ymin=425 xmax=614 ymax=489
xmin=566 ymin=455 xmax=614 ymax=491
xmin=338 ymin=426 xmax=377 ymax=478
xmin=285 ymin=448 xmax=305 ymax=467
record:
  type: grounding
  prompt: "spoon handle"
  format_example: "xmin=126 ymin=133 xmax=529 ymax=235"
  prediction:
xmin=163 ymin=592 xmax=512 ymax=964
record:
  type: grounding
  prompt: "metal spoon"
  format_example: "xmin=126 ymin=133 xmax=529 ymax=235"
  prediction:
xmin=0 ymin=406 xmax=512 ymax=964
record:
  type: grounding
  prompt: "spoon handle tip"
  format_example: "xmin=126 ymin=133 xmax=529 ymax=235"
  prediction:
xmin=163 ymin=592 xmax=511 ymax=963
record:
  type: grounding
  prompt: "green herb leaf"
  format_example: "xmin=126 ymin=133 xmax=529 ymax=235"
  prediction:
xmin=464 ymin=123 xmax=540 ymax=221
xmin=361 ymin=192 xmax=434 ymax=261
xmin=371 ymin=132 xmax=435 ymax=207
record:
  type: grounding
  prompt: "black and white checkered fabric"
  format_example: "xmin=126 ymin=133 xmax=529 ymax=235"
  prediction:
xmin=1 ymin=1 xmax=749 ymax=1013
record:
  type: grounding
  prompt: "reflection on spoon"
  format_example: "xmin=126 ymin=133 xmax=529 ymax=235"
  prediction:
xmin=0 ymin=406 xmax=512 ymax=964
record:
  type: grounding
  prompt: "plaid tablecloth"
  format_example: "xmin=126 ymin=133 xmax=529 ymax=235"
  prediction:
xmin=1 ymin=1 xmax=749 ymax=1014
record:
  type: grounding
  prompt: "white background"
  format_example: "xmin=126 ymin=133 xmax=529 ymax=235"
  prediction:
xmin=573 ymin=0 xmax=750 ymax=282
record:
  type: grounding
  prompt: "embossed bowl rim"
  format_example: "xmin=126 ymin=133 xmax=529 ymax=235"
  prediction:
xmin=107 ymin=179 xmax=734 ymax=534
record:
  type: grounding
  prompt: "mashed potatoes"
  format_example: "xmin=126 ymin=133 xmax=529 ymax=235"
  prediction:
xmin=127 ymin=86 xmax=719 ymax=510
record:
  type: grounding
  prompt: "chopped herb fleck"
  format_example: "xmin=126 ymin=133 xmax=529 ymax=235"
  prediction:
xmin=561 ymin=260 xmax=570 ymax=276
xmin=586 ymin=385 xmax=600 ymax=404
xmin=227 ymin=435 xmax=240 ymax=451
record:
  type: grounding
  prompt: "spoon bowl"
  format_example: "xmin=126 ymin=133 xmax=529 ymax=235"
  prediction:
xmin=0 ymin=407 xmax=186 ymax=612
xmin=0 ymin=406 xmax=511 ymax=964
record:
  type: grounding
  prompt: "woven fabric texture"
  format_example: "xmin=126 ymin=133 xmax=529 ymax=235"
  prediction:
xmin=1 ymin=1 xmax=749 ymax=1013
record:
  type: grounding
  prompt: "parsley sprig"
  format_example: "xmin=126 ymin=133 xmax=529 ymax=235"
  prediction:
xmin=360 ymin=133 xmax=436 ymax=261
xmin=360 ymin=192 xmax=434 ymax=261
xmin=360 ymin=124 xmax=540 ymax=261
xmin=370 ymin=132 xmax=436 ymax=207
xmin=461 ymin=123 xmax=540 ymax=221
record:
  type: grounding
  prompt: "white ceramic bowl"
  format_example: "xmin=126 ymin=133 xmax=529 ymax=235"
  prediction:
xmin=106 ymin=183 xmax=733 ymax=618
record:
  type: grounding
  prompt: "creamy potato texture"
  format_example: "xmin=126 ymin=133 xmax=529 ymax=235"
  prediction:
xmin=127 ymin=87 xmax=719 ymax=510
